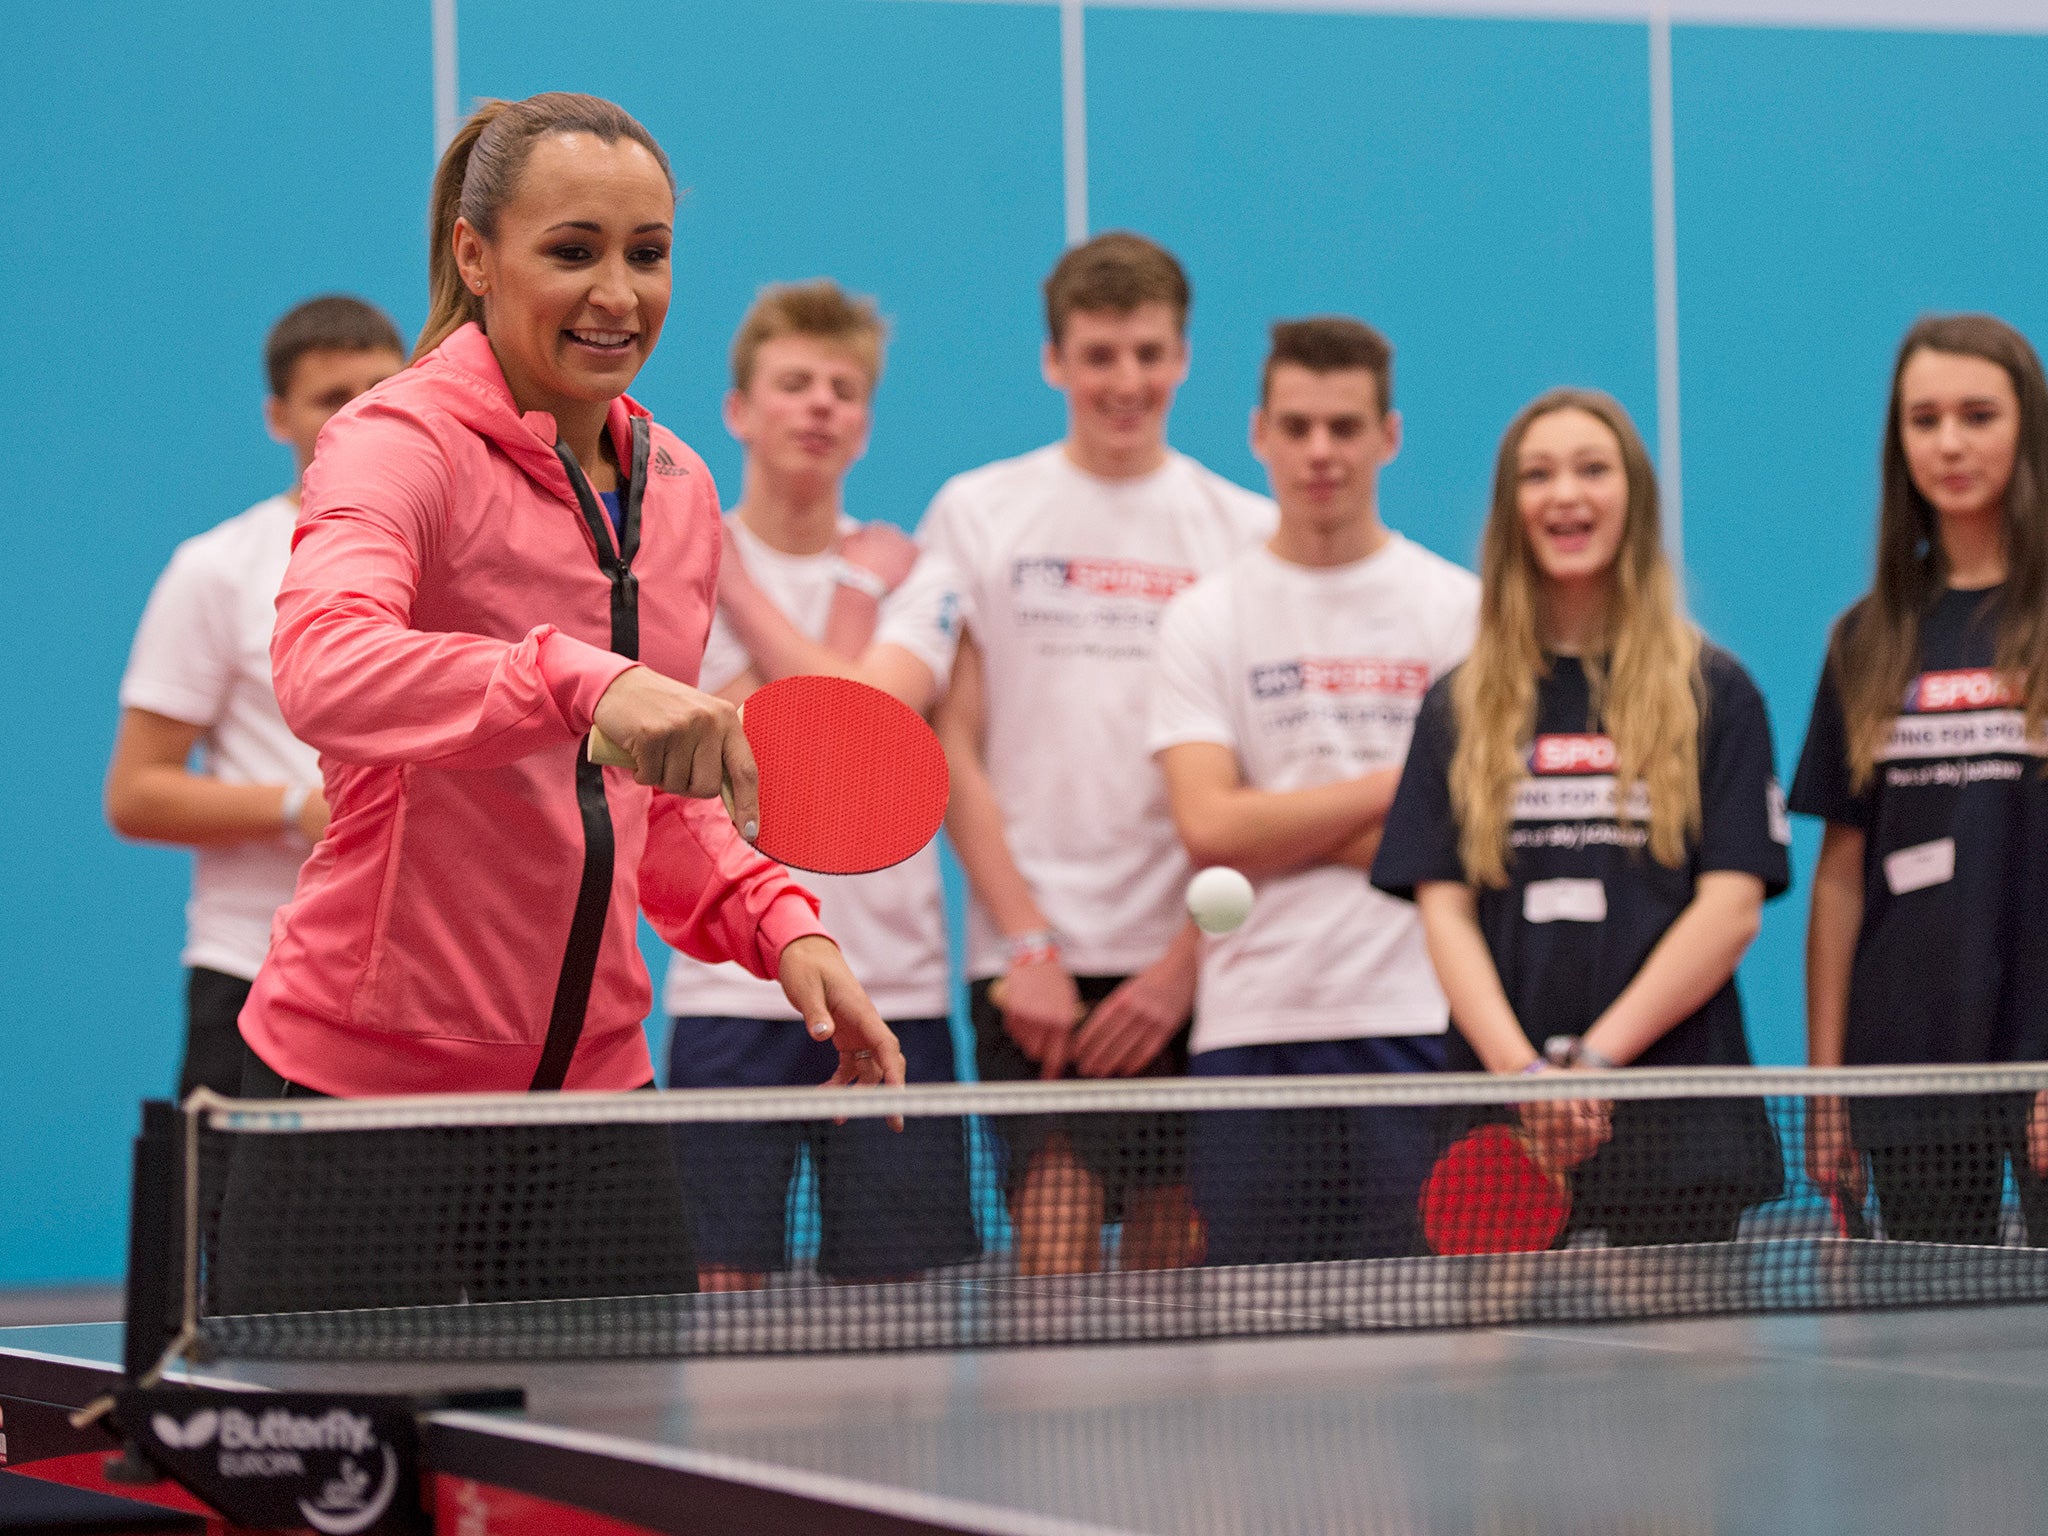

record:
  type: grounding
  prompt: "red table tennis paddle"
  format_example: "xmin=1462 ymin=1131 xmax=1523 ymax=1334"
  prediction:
xmin=589 ymin=674 xmax=948 ymax=875
xmin=1419 ymin=1122 xmax=1573 ymax=1256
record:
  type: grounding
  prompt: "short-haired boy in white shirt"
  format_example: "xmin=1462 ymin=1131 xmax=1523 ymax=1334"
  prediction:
xmin=921 ymin=234 xmax=1274 ymax=1275
xmin=663 ymin=280 xmax=978 ymax=1289
xmin=107 ymin=295 xmax=405 ymax=1098
xmin=1149 ymin=317 xmax=1479 ymax=1263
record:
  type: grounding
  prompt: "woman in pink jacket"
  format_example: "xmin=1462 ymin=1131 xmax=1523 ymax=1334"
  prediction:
xmin=216 ymin=93 xmax=901 ymax=1312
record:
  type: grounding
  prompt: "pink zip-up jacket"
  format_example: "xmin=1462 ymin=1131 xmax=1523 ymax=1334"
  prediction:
xmin=241 ymin=324 xmax=827 ymax=1096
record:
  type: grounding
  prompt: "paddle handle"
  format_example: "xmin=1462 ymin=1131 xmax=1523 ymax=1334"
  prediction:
xmin=587 ymin=727 xmax=633 ymax=768
xmin=1512 ymin=1123 xmax=1576 ymax=1199
xmin=588 ymin=728 xmax=745 ymax=834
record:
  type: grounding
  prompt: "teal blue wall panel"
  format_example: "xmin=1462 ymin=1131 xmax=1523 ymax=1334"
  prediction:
xmin=0 ymin=3 xmax=429 ymax=1285
xmin=1675 ymin=26 xmax=2048 ymax=1063
xmin=8 ymin=1 xmax=2048 ymax=1285
xmin=1086 ymin=8 xmax=1660 ymax=576
xmin=461 ymin=0 xmax=1067 ymax=531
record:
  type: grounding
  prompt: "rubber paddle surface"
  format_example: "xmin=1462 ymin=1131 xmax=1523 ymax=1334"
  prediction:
xmin=1419 ymin=1123 xmax=1572 ymax=1256
xmin=745 ymin=674 xmax=949 ymax=874
xmin=590 ymin=675 xmax=948 ymax=875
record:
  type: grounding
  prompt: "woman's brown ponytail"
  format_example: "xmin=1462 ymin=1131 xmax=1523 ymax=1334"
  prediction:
xmin=414 ymin=101 xmax=511 ymax=361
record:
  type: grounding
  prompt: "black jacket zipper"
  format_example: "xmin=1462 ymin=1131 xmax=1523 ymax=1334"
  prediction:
xmin=530 ymin=416 xmax=650 ymax=1092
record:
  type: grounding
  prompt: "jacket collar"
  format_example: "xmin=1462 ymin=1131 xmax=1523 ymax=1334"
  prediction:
xmin=426 ymin=324 xmax=650 ymax=495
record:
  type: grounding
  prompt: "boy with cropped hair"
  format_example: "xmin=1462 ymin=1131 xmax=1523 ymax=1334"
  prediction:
xmin=107 ymin=294 xmax=406 ymax=1096
xmin=663 ymin=278 xmax=980 ymax=1288
xmin=921 ymin=233 xmax=1274 ymax=1275
xmin=1149 ymin=316 xmax=1478 ymax=1263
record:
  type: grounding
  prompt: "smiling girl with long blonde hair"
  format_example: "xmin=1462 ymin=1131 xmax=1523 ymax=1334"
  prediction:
xmin=1374 ymin=388 xmax=1788 ymax=1245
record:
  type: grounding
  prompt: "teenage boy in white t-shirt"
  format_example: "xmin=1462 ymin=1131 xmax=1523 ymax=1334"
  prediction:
xmin=921 ymin=233 xmax=1274 ymax=1275
xmin=663 ymin=280 xmax=978 ymax=1288
xmin=1149 ymin=317 xmax=1478 ymax=1263
xmin=107 ymin=295 xmax=406 ymax=1098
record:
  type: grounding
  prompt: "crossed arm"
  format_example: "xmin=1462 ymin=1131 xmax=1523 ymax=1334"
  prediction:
xmin=1155 ymin=742 xmax=1398 ymax=881
xmin=713 ymin=525 xmax=939 ymax=712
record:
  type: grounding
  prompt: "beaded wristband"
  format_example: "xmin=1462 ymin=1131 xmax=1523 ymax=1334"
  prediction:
xmin=1004 ymin=929 xmax=1060 ymax=970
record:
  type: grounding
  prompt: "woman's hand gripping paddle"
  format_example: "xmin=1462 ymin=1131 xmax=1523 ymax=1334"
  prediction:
xmin=591 ymin=674 xmax=949 ymax=875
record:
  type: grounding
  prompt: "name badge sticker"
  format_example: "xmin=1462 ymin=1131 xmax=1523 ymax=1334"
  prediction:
xmin=1523 ymin=878 xmax=1608 ymax=924
xmin=1883 ymin=837 xmax=1956 ymax=897
xmin=1767 ymin=778 xmax=1792 ymax=847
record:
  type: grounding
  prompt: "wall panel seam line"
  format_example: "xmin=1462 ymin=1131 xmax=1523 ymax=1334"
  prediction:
xmin=1063 ymin=0 xmax=1090 ymax=244
xmin=433 ymin=0 xmax=460 ymax=157
xmin=1649 ymin=0 xmax=1684 ymax=563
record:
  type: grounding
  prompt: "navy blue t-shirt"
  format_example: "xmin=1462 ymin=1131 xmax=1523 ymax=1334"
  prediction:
xmin=1789 ymin=585 xmax=2048 ymax=1064
xmin=1373 ymin=644 xmax=1790 ymax=1210
xmin=598 ymin=489 xmax=623 ymax=538
xmin=1373 ymin=644 xmax=1791 ymax=1070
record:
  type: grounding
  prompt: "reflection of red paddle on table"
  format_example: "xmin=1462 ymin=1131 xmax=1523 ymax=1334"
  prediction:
xmin=1419 ymin=1122 xmax=1575 ymax=1256
xmin=590 ymin=674 xmax=949 ymax=876
xmin=1828 ymin=1187 xmax=1871 ymax=1240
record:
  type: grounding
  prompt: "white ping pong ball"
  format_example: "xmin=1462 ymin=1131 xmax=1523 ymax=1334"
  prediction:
xmin=1186 ymin=866 xmax=1255 ymax=935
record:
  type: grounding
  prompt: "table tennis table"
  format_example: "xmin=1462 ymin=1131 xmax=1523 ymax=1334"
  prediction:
xmin=5 ymin=1299 xmax=2047 ymax=1535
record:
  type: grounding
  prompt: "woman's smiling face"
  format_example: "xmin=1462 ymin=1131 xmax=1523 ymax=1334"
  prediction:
xmin=454 ymin=129 xmax=674 ymax=419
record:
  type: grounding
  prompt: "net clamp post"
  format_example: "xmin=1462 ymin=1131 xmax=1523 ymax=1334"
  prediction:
xmin=69 ymin=1318 xmax=201 ymax=1430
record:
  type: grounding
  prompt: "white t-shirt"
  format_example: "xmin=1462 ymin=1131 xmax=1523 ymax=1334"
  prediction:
xmin=1148 ymin=535 xmax=1480 ymax=1053
xmin=662 ymin=518 xmax=966 ymax=1022
xmin=118 ymin=495 xmax=323 ymax=981
xmin=920 ymin=444 xmax=1274 ymax=977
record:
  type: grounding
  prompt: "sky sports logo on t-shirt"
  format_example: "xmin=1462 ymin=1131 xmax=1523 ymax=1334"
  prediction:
xmin=1882 ymin=668 xmax=2047 ymax=763
xmin=1514 ymin=735 xmax=1649 ymax=822
xmin=1908 ymin=668 xmax=2020 ymax=713
xmin=1011 ymin=556 xmax=1196 ymax=603
xmin=1249 ymin=657 xmax=1432 ymax=702
xmin=1528 ymin=734 xmax=1616 ymax=775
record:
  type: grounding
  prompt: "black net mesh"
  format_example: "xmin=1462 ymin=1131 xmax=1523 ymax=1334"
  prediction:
xmin=167 ymin=1066 xmax=2048 ymax=1362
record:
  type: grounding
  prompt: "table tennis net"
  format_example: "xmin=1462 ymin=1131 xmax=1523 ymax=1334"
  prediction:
xmin=149 ymin=1066 xmax=2048 ymax=1362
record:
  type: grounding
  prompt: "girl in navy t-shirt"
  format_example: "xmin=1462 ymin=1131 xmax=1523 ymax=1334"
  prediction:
xmin=1375 ymin=388 xmax=1790 ymax=1245
xmin=1791 ymin=314 xmax=2048 ymax=1246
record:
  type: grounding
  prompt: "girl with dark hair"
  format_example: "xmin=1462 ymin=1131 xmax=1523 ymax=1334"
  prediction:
xmin=1374 ymin=389 xmax=1789 ymax=1245
xmin=1793 ymin=314 xmax=2048 ymax=1245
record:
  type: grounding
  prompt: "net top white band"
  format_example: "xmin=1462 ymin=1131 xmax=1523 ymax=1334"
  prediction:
xmin=186 ymin=1063 xmax=2048 ymax=1133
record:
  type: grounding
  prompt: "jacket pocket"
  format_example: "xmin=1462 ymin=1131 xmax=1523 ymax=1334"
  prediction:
xmin=350 ymin=763 xmax=410 ymax=1026
xmin=358 ymin=760 xmax=574 ymax=1045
